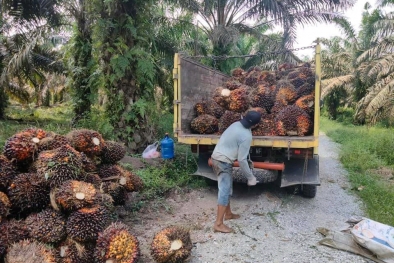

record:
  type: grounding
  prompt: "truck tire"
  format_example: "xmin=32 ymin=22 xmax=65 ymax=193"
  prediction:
xmin=301 ymin=185 xmax=317 ymax=198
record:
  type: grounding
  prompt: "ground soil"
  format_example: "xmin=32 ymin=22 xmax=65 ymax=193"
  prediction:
xmin=119 ymin=132 xmax=373 ymax=263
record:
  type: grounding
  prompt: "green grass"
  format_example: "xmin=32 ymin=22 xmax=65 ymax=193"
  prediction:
xmin=321 ymin=117 xmax=394 ymax=225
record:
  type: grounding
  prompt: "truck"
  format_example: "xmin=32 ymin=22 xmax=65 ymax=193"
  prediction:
xmin=172 ymin=44 xmax=321 ymax=198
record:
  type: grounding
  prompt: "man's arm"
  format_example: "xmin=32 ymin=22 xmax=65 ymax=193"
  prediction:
xmin=238 ymin=139 xmax=254 ymax=180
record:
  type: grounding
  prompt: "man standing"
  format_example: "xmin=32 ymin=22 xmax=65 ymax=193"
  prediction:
xmin=211 ymin=110 xmax=262 ymax=233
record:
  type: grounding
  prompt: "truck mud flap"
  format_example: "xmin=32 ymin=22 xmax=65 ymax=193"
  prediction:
xmin=280 ymin=155 xmax=320 ymax=187
xmin=193 ymin=153 xmax=278 ymax=183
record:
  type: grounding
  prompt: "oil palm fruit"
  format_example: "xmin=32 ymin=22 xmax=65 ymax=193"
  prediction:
xmin=150 ymin=226 xmax=192 ymax=263
xmin=94 ymin=222 xmax=140 ymax=263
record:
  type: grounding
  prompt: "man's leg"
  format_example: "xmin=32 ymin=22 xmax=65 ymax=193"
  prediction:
xmin=214 ymin=170 xmax=233 ymax=233
xmin=224 ymin=202 xmax=240 ymax=220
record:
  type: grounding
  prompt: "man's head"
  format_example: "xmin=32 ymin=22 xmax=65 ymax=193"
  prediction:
xmin=240 ymin=110 xmax=262 ymax=129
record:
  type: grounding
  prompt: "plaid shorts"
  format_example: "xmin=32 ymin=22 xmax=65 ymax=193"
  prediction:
xmin=211 ymin=158 xmax=233 ymax=206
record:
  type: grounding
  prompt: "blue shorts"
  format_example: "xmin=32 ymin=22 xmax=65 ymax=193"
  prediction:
xmin=211 ymin=158 xmax=233 ymax=206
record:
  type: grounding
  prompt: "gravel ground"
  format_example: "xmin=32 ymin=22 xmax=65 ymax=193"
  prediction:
xmin=123 ymin=132 xmax=372 ymax=263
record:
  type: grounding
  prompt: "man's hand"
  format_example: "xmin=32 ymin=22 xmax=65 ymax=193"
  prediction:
xmin=247 ymin=159 xmax=254 ymax=170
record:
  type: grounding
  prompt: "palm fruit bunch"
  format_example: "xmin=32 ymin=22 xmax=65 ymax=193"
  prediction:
xmin=270 ymin=101 xmax=287 ymax=115
xmin=101 ymin=181 xmax=128 ymax=206
xmin=0 ymin=155 xmax=16 ymax=191
xmin=24 ymin=208 xmax=67 ymax=244
xmin=297 ymin=82 xmax=315 ymax=97
xmin=212 ymin=86 xmax=231 ymax=108
xmin=66 ymin=205 xmax=110 ymax=243
xmin=5 ymin=239 xmax=58 ymax=263
xmin=275 ymin=105 xmax=312 ymax=136
xmin=218 ymin=111 xmax=241 ymax=133
xmin=34 ymin=144 xmax=84 ymax=188
xmin=0 ymin=191 xmax=11 ymax=222
xmin=100 ymin=141 xmax=126 ymax=164
xmin=275 ymin=63 xmax=296 ymax=79
xmin=37 ymin=132 xmax=70 ymax=152
xmin=205 ymin=99 xmax=225 ymax=119
xmin=127 ymin=170 xmax=144 ymax=192
xmin=57 ymin=238 xmax=95 ymax=263
xmin=190 ymin=114 xmax=218 ymax=134
xmin=224 ymin=79 xmax=243 ymax=90
xmin=231 ymin=67 xmax=246 ymax=83
xmin=66 ymin=129 xmax=105 ymax=157
xmin=275 ymin=81 xmax=298 ymax=105
xmin=98 ymin=164 xmax=138 ymax=192
xmin=244 ymin=66 xmax=262 ymax=87
xmin=0 ymin=219 xmax=30 ymax=260
xmin=250 ymin=83 xmax=275 ymax=112
xmin=193 ymin=101 xmax=208 ymax=116
xmin=295 ymin=94 xmax=315 ymax=115
xmin=228 ymin=86 xmax=251 ymax=113
xmin=52 ymin=180 xmax=98 ymax=212
xmin=80 ymin=172 xmax=103 ymax=188
xmin=289 ymin=76 xmax=305 ymax=89
xmin=252 ymin=116 xmax=277 ymax=136
xmin=257 ymin=71 xmax=277 ymax=86
xmin=3 ymin=128 xmax=47 ymax=164
xmin=7 ymin=172 xmax=50 ymax=215
xmin=298 ymin=66 xmax=313 ymax=80
xmin=94 ymin=222 xmax=140 ymax=263
xmin=80 ymin=152 xmax=98 ymax=172
xmin=150 ymin=226 xmax=192 ymax=263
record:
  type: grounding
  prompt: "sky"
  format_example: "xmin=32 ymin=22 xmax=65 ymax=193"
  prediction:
xmin=293 ymin=0 xmax=370 ymax=58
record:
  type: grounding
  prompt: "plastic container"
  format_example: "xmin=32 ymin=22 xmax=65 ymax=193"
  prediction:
xmin=160 ymin=133 xmax=174 ymax=159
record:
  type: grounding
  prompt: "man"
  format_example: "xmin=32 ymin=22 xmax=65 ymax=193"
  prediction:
xmin=211 ymin=110 xmax=262 ymax=233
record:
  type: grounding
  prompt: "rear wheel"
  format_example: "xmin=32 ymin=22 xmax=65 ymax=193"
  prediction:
xmin=301 ymin=185 xmax=317 ymax=198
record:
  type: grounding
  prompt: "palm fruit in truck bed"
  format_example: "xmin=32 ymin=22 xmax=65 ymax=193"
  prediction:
xmin=287 ymin=70 xmax=299 ymax=80
xmin=224 ymin=78 xmax=243 ymax=90
xmin=66 ymin=205 xmax=110 ymax=243
xmin=24 ymin=208 xmax=66 ymax=244
xmin=3 ymin=128 xmax=47 ymax=163
xmin=57 ymin=238 xmax=95 ymax=263
xmin=252 ymin=114 xmax=277 ymax=136
xmin=7 ymin=172 xmax=50 ymax=215
xmin=0 ymin=192 xmax=10 ymax=222
xmin=244 ymin=66 xmax=262 ymax=87
xmin=231 ymin=67 xmax=246 ymax=83
xmin=100 ymin=140 xmax=126 ymax=164
xmin=66 ymin=129 xmax=105 ymax=156
xmin=0 ymin=155 xmax=17 ymax=191
xmin=37 ymin=132 xmax=70 ymax=152
xmin=52 ymin=180 xmax=98 ymax=212
xmin=250 ymin=83 xmax=275 ymax=112
xmin=298 ymin=66 xmax=313 ymax=80
xmin=218 ymin=111 xmax=241 ymax=133
xmin=270 ymin=101 xmax=287 ymax=115
xmin=289 ymin=77 xmax=305 ymax=89
xmin=191 ymin=114 xmax=218 ymax=134
xmin=206 ymin=99 xmax=225 ymax=119
xmin=94 ymin=222 xmax=140 ymax=263
xmin=150 ymin=226 xmax=192 ymax=263
xmin=257 ymin=71 xmax=277 ymax=86
xmin=101 ymin=181 xmax=127 ymax=206
xmin=34 ymin=145 xmax=84 ymax=188
xmin=275 ymin=105 xmax=312 ymax=136
xmin=0 ymin=219 xmax=30 ymax=260
xmin=5 ymin=239 xmax=58 ymax=263
xmin=213 ymin=86 xmax=231 ymax=108
xmin=244 ymin=107 xmax=267 ymax=116
xmin=297 ymin=83 xmax=315 ymax=97
xmin=228 ymin=86 xmax=251 ymax=112
xmin=193 ymin=101 xmax=208 ymax=116
xmin=275 ymin=81 xmax=298 ymax=105
xmin=295 ymin=94 xmax=315 ymax=115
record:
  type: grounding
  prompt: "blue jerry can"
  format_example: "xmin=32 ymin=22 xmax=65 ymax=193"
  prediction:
xmin=161 ymin=133 xmax=174 ymax=159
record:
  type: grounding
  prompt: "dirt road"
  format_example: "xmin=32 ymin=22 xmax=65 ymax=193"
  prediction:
xmin=122 ymin=132 xmax=371 ymax=263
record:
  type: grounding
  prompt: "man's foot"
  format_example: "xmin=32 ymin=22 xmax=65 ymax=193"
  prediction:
xmin=225 ymin=213 xmax=240 ymax=220
xmin=247 ymin=176 xmax=258 ymax=186
xmin=213 ymin=223 xmax=233 ymax=233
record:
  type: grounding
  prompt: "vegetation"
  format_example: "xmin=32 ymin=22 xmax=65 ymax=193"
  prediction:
xmin=321 ymin=116 xmax=394 ymax=226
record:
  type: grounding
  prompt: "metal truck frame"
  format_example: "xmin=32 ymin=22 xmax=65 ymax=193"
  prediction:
xmin=172 ymin=44 xmax=322 ymax=198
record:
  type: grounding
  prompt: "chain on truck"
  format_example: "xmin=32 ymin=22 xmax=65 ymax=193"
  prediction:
xmin=172 ymin=42 xmax=322 ymax=198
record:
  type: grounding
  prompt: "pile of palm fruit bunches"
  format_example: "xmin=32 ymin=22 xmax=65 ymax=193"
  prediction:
xmin=0 ymin=128 xmax=192 ymax=263
xmin=191 ymin=62 xmax=316 ymax=136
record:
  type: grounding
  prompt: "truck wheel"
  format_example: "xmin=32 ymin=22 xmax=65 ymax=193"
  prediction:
xmin=301 ymin=185 xmax=317 ymax=198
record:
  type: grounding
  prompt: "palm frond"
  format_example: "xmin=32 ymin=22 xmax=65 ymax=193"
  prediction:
xmin=321 ymin=75 xmax=354 ymax=98
xmin=357 ymin=38 xmax=394 ymax=63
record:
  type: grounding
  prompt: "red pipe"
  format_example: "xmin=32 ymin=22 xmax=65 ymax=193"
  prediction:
xmin=208 ymin=158 xmax=285 ymax=171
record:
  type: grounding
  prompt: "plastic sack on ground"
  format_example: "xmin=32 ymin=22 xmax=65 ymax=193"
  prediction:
xmin=142 ymin=142 xmax=160 ymax=158
xmin=351 ymin=218 xmax=394 ymax=263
